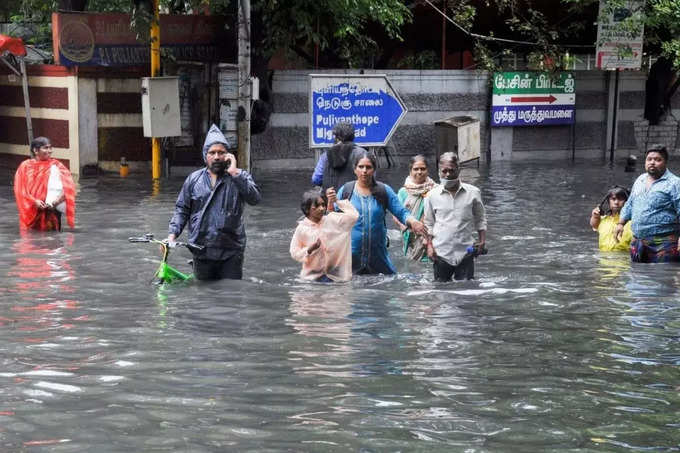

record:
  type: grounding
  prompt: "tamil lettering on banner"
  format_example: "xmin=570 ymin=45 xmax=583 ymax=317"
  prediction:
xmin=52 ymin=12 xmax=233 ymax=66
xmin=491 ymin=72 xmax=576 ymax=127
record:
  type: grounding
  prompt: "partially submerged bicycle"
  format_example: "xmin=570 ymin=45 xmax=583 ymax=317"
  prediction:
xmin=128 ymin=233 xmax=203 ymax=284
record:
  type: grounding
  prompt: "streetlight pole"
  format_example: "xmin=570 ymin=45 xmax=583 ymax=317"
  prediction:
xmin=237 ymin=0 xmax=251 ymax=171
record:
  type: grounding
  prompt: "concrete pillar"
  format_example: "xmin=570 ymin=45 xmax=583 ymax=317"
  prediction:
xmin=77 ymin=77 xmax=98 ymax=173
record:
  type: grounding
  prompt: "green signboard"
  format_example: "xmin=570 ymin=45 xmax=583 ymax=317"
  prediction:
xmin=492 ymin=72 xmax=576 ymax=127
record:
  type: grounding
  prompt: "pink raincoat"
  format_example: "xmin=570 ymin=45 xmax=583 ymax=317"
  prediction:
xmin=290 ymin=199 xmax=359 ymax=282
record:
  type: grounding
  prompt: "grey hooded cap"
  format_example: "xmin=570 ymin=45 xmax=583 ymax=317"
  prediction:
xmin=202 ymin=124 xmax=230 ymax=162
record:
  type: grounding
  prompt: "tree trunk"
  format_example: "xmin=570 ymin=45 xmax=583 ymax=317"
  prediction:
xmin=644 ymin=57 xmax=677 ymax=126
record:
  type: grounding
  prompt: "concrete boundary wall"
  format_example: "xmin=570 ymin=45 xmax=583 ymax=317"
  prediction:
xmin=252 ymin=69 xmax=679 ymax=168
xmin=0 ymin=65 xmax=80 ymax=174
xmin=3 ymin=67 xmax=678 ymax=178
xmin=0 ymin=65 xmax=150 ymax=178
xmin=253 ymin=70 xmax=490 ymax=169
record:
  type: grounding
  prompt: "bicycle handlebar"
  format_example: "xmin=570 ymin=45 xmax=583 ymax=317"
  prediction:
xmin=128 ymin=233 xmax=205 ymax=252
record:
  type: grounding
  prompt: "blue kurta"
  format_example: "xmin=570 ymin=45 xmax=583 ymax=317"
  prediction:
xmin=337 ymin=182 xmax=411 ymax=274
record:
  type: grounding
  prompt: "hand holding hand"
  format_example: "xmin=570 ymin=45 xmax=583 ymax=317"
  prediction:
xmin=614 ymin=223 xmax=624 ymax=243
xmin=409 ymin=219 xmax=428 ymax=236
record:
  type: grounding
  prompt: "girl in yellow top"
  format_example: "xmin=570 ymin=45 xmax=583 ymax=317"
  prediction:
xmin=590 ymin=186 xmax=633 ymax=251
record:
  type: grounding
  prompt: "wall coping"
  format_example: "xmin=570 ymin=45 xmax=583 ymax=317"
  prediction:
xmin=0 ymin=64 xmax=76 ymax=77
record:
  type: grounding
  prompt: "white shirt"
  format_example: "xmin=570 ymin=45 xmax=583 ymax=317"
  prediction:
xmin=45 ymin=164 xmax=66 ymax=213
xmin=423 ymin=182 xmax=487 ymax=266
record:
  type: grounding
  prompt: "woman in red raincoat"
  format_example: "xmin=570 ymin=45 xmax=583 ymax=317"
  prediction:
xmin=14 ymin=137 xmax=76 ymax=231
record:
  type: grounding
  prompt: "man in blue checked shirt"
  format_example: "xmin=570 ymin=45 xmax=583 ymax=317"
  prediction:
xmin=616 ymin=145 xmax=680 ymax=263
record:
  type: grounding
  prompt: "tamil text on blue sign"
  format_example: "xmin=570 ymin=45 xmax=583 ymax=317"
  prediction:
xmin=309 ymin=75 xmax=407 ymax=148
xmin=491 ymin=72 xmax=575 ymax=127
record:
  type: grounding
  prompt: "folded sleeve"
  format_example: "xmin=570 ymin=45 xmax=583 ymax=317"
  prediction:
xmin=386 ymin=184 xmax=411 ymax=225
xmin=335 ymin=199 xmax=359 ymax=229
xmin=473 ymin=190 xmax=487 ymax=231
xmin=290 ymin=225 xmax=310 ymax=262
xmin=311 ymin=152 xmax=327 ymax=186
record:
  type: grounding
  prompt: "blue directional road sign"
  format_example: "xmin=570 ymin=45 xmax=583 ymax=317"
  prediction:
xmin=309 ymin=74 xmax=407 ymax=148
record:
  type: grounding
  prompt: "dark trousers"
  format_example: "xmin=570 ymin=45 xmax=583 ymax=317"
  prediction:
xmin=193 ymin=253 xmax=243 ymax=281
xmin=433 ymin=255 xmax=474 ymax=282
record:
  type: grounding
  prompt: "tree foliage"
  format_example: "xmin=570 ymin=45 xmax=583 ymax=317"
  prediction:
xmin=5 ymin=0 xmax=413 ymax=68
xmin=254 ymin=0 xmax=411 ymax=67
xmin=5 ymin=0 xmax=680 ymax=71
xmin=645 ymin=0 xmax=680 ymax=69
xmin=454 ymin=0 xmax=680 ymax=72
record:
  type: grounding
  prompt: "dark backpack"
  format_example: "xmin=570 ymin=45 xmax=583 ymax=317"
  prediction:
xmin=340 ymin=180 xmax=389 ymax=211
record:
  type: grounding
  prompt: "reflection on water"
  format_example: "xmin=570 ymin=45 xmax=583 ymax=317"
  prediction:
xmin=1 ymin=162 xmax=679 ymax=451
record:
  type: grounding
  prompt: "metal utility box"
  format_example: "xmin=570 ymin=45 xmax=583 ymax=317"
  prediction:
xmin=217 ymin=66 xmax=239 ymax=150
xmin=141 ymin=77 xmax=181 ymax=138
xmin=434 ymin=116 xmax=481 ymax=165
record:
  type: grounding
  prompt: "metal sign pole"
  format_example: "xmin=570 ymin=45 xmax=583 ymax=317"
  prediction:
xmin=609 ymin=69 xmax=619 ymax=163
xmin=151 ymin=0 xmax=161 ymax=179
xmin=237 ymin=0 xmax=252 ymax=171
xmin=18 ymin=57 xmax=33 ymax=144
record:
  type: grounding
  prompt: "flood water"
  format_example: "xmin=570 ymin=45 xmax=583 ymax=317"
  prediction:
xmin=1 ymin=161 xmax=679 ymax=452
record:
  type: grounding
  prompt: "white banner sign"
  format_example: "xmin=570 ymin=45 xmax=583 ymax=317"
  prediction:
xmin=596 ymin=0 xmax=645 ymax=70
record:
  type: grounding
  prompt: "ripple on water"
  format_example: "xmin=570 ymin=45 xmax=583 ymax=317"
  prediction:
xmin=1 ymin=164 xmax=680 ymax=450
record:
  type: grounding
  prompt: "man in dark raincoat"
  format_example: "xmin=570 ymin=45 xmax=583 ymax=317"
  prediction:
xmin=167 ymin=124 xmax=261 ymax=280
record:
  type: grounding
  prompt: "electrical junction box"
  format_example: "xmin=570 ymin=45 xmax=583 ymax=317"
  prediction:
xmin=141 ymin=77 xmax=181 ymax=138
xmin=434 ymin=115 xmax=481 ymax=165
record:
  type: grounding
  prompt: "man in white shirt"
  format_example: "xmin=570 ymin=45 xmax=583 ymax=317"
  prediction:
xmin=423 ymin=152 xmax=487 ymax=281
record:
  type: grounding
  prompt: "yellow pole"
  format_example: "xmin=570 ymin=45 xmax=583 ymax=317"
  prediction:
xmin=151 ymin=0 xmax=161 ymax=179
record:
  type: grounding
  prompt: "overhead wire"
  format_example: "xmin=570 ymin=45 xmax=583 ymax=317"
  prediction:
xmin=421 ymin=0 xmax=596 ymax=48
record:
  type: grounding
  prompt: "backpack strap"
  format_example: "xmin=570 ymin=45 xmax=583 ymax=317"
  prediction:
xmin=340 ymin=181 xmax=355 ymax=201
xmin=373 ymin=182 xmax=388 ymax=212
xmin=341 ymin=180 xmax=389 ymax=212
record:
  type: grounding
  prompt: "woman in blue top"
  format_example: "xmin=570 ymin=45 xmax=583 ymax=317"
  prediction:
xmin=336 ymin=151 xmax=427 ymax=275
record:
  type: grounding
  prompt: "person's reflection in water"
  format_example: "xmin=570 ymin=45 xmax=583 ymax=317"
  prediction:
xmin=6 ymin=232 xmax=83 ymax=339
xmin=288 ymin=288 xmax=417 ymax=378
xmin=595 ymin=254 xmax=631 ymax=284
xmin=287 ymin=289 xmax=354 ymax=369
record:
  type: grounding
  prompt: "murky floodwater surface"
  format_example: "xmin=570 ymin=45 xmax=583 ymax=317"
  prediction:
xmin=1 ymin=162 xmax=679 ymax=451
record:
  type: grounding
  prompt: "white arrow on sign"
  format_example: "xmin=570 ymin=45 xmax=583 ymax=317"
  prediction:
xmin=309 ymin=74 xmax=408 ymax=148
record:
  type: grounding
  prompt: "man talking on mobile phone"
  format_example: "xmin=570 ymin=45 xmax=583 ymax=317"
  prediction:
xmin=167 ymin=124 xmax=261 ymax=280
